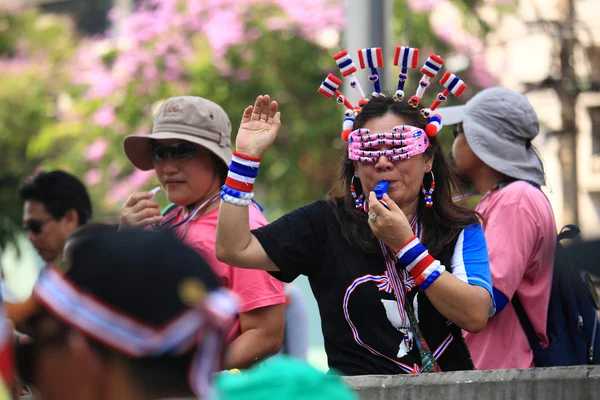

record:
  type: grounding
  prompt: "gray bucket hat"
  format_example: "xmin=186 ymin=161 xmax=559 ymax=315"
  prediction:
xmin=438 ymin=87 xmax=545 ymax=186
xmin=124 ymin=96 xmax=232 ymax=170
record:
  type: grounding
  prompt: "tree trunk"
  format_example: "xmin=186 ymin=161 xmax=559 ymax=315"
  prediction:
xmin=557 ymin=0 xmax=580 ymax=226
xmin=557 ymin=129 xmax=579 ymax=226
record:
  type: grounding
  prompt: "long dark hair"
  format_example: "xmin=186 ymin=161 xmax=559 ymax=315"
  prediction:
xmin=327 ymin=95 xmax=480 ymax=256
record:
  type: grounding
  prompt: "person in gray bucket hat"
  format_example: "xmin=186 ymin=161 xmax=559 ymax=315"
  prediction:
xmin=445 ymin=87 xmax=545 ymax=186
xmin=447 ymin=87 xmax=557 ymax=370
xmin=120 ymin=96 xmax=285 ymax=371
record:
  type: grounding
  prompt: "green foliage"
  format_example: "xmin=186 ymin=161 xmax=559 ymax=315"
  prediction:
xmin=0 ymin=9 xmax=77 ymax=253
xmin=0 ymin=0 xmax=499 ymax=253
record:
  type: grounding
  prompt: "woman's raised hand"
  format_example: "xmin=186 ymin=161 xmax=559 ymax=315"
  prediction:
xmin=235 ymin=95 xmax=281 ymax=159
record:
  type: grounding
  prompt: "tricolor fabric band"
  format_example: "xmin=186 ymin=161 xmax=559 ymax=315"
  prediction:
xmin=33 ymin=267 xmax=238 ymax=398
xmin=223 ymin=151 xmax=260 ymax=205
xmin=395 ymin=237 xmax=445 ymax=288
xmin=347 ymin=125 xmax=430 ymax=162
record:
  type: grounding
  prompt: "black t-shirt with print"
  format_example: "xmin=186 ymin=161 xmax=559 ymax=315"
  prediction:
xmin=252 ymin=200 xmax=473 ymax=375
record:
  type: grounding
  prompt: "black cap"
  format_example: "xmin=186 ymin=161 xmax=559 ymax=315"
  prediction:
xmin=65 ymin=228 xmax=220 ymax=325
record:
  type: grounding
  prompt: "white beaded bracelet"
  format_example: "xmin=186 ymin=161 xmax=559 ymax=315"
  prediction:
xmin=220 ymin=193 xmax=252 ymax=207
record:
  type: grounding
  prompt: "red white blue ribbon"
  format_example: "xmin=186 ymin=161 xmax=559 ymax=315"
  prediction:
xmin=33 ymin=267 xmax=238 ymax=398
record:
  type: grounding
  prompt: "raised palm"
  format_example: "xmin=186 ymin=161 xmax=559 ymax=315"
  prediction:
xmin=235 ymin=94 xmax=281 ymax=159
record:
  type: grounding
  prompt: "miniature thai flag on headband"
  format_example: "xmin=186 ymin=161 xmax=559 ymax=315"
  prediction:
xmin=333 ymin=50 xmax=366 ymax=100
xmin=393 ymin=46 xmax=419 ymax=96
xmin=420 ymin=54 xmax=444 ymax=78
xmin=318 ymin=73 xmax=354 ymax=110
xmin=333 ymin=50 xmax=358 ymax=76
xmin=318 ymin=74 xmax=342 ymax=98
xmin=358 ymin=47 xmax=384 ymax=95
xmin=429 ymin=71 xmax=467 ymax=110
xmin=358 ymin=47 xmax=384 ymax=69
xmin=440 ymin=72 xmax=467 ymax=97
xmin=394 ymin=46 xmax=419 ymax=69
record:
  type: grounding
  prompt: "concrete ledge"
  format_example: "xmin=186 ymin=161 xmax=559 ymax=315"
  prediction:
xmin=343 ymin=366 xmax=600 ymax=400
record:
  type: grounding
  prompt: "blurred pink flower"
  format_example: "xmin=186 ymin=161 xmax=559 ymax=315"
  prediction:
xmin=407 ymin=0 xmax=443 ymax=12
xmin=84 ymin=169 xmax=103 ymax=186
xmin=233 ymin=68 xmax=251 ymax=81
xmin=274 ymin=0 xmax=344 ymax=38
xmin=69 ymin=0 xmax=345 ymax=100
xmin=143 ymin=64 xmax=159 ymax=81
xmin=85 ymin=139 xmax=109 ymax=162
xmin=87 ymin=73 xmax=119 ymax=99
xmin=470 ymin=64 xmax=497 ymax=88
xmin=106 ymin=170 xmax=155 ymax=204
xmin=107 ymin=8 xmax=121 ymax=23
xmin=108 ymin=160 xmax=123 ymax=179
xmin=92 ymin=104 xmax=116 ymax=127
xmin=203 ymin=9 xmax=244 ymax=59
xmin=266 ymin=17 xmax=290 ymax=31
xmin=430 ymin=16 xmax=496 ymax=88
xmin=0 ymin=57 xmax=32 ymax=74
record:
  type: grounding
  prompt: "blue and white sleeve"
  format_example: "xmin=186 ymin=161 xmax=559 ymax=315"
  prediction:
xmin=450 ymin=223 xmax=496 ymax=316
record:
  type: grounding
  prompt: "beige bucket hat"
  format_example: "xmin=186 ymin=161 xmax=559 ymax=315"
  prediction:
xmin=124 ymin=96 xmax=233 ymax=170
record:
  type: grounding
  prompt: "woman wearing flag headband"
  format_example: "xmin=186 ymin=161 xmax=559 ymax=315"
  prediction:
xmin=216 ymin=46 xmax=494 ymax=375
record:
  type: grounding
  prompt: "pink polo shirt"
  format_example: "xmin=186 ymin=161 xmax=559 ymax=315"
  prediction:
xmin=464 ymin=181 xmax=555 ymax=369
xmin=170 ymin=203 xmax=285 ymax=342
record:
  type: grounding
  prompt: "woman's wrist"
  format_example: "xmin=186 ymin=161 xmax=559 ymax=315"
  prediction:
xmin=232 ymin=149 xmax=263 ymax=161
xmin=395 ymin=237 xmax=445 ymax=288
xmin=221 ymin=151 xmax=261 ymax=207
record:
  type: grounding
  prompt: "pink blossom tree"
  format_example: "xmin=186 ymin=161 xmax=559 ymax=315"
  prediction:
xmin=4 ymin=0 xmax=500 ymax=232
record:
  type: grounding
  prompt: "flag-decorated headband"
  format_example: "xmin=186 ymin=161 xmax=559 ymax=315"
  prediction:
xmin=320 ymin=46 xmax=467 ymax=142
xmin=33 ymin=267 xmax=238 ymax=398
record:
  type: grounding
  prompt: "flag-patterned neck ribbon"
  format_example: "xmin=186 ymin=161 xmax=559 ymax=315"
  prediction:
xmin=377 ymin=215 xmax=441 ymax=373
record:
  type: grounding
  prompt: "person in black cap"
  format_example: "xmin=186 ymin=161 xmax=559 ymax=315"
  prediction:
xmin=17 ymin=229 xmax=237 ymax=400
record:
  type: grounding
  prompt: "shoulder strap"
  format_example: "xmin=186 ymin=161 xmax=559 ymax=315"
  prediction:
xmin=558 ymin=224 xmax=580 ymax=242
xmin=511 ymin=294 xmax=543 ymax=356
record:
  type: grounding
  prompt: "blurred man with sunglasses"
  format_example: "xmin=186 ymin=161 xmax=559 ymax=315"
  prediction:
xmin=121 ymin=96 xmax=285 ymax=371
xmin=19 ymin=170 xmax=92 ymax=265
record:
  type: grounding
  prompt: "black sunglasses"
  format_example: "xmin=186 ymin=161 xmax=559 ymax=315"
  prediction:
xmin=151 ymin=142 xmax=199 ymax=162
xmin=23 ymin=219 xmax=53 ymax=235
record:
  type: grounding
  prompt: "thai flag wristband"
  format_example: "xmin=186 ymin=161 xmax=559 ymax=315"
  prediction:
xmin=224 ymin=151 xmax=261 ymax=193
xmin=419 ymin=264 xmax=446 ymax=291
xmin=395 ymin=236 xmax=445 ymax=288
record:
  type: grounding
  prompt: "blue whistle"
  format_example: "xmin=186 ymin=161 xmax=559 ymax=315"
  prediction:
xmin=373 ymin=181 xmax=390 ymax=200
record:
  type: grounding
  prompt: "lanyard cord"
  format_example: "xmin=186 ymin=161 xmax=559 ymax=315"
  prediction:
xmin=378 ymin=215 xmax=441 ymax=372
xmin=158 ymin=193 xmax=221 ymax=230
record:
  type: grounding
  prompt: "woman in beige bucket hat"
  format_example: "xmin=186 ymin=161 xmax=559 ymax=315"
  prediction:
xmin=119 ymin=96 xmax=285 ymax=371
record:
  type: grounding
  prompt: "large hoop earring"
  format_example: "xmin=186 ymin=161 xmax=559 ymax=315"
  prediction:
xmin=421 ymin=171 xmax=435 ymax=208
xmin=350 ymin=176 xmax=365 ymax=210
